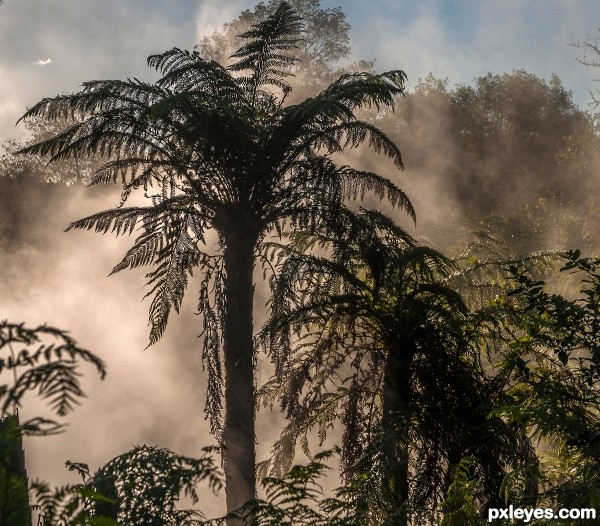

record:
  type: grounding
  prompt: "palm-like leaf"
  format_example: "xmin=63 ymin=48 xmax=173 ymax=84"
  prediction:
xmin=0 ymin=322 xmax=105 ymax=435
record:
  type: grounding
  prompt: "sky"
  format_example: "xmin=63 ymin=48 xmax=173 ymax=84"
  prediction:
xmin=1 ymin=0 xmax=600 ymax=144
xmin=1 ymin=0 xmax=600 ymax=516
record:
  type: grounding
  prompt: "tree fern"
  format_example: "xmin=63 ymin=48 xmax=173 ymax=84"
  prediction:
xmin=258 ymin=209 xmax=531 ymax=523
xmin=17 ymin=2 xmax=410 ymax=517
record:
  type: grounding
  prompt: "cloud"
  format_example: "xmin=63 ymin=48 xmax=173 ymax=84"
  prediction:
xmin=194 ymin=0 xmax=251 ymax=39
xmin=0 ymin=0 xmax=205 ymax=143
xmin=346 ymin=0 xmax=600 ymax=108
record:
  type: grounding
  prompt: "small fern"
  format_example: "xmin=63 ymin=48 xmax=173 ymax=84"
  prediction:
xmin=0 ymin=321 xmax=105 ymax=435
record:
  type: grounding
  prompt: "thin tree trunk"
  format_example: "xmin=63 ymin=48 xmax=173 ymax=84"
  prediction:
xmin=222 ymin=228 xmax=258 ymax=526
xmin=381 ymin=341 xmax=411 ymax=525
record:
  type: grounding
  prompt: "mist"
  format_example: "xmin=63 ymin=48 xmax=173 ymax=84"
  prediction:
xmin=1 ymin=0 xmax=600 ymax=520
xmin=376 ymin=72 xmax=600 ymax=256
xmin=4 ymin=69 xmax=598 ymax=514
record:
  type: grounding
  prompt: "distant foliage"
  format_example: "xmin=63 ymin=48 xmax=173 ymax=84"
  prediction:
xmin=508 ymin=250 xmax=600 ymax=380
xmin=492 ymin=251 xmax=600 ymax=517
xmin=0 ymin=115 xmax=100 ymax=252
xmin=389 ymin=71 xmax=600 ymax=254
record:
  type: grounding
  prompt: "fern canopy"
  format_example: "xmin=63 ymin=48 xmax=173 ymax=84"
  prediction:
xmin=17 ymin=2 xmax=410 ymax=518
xmin=259 ymin=209 xmax=530 ymax=523
xmin=17 ymin=1 xmax=409 ymax=434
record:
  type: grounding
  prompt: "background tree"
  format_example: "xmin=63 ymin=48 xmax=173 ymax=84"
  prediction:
xmin=0 ymin=116 xmax=100 ymax=253
xmin=386 ymin=71 xmax=600 ymax=255
xmin=195 ymin=0 xmax=369 ymax=95
xmin=17 ymin=3 xmax=411 ymax=520
xmin=571 ymin=29 xmax=600 ymax=109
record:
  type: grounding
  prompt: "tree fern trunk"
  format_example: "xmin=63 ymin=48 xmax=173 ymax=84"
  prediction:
xmin=381 ymin=342 xmax=411 ymax=525
xmin=222 ymin=227 xmax=258 ymax=525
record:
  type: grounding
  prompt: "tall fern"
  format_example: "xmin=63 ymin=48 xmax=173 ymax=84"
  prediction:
xmin=258 ymin=209 xmax=531 ymax=524
xmin=17 ymin=2 xmax=410 ymax=517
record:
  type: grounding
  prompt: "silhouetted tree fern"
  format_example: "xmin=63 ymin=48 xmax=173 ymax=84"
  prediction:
xmin=258 ymin=209 xmax=533 ymax=524
xmin=17 ymin=3 xmax=411 ymax=518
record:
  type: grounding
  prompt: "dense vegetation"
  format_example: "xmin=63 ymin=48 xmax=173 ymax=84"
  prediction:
xmin=1 ymin=1 xmax=600 ymax=525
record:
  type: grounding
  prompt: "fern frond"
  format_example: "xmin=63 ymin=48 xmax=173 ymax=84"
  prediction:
xmin=229 ymin=2 xmax=303 ymax=101
xmin=322 ymin=69 xmax=407 ymax=112
xmin=144 ymin=214 xmax=204 ymax=345
xmin=151 ymin=47 xmax=243 ymax=100
xmin=67 ymin=206 xmax=149 ymax=236
xmin=337 ymin=167 xmax=414 ymax=221
xmin=0 ymin=321 xmax=106 ymax=428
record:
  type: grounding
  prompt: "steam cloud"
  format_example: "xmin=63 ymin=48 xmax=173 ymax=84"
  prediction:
xmin=1 ymin=0 xmax=599 ymax=518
